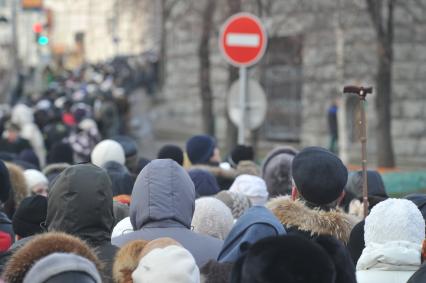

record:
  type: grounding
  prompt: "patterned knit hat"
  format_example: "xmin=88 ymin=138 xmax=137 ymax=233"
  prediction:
xmin=215 ymin=191 xmax=251 ymax=219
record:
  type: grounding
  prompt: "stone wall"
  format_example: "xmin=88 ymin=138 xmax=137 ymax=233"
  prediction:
xmin=156 ymin=0 xmax=426 ymax=164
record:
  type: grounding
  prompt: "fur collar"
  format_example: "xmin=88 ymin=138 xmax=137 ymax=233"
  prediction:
xmin=267 ymin=196 xmax=353 ymax=243
xmin=113 ymin=240 xmax=148 ymax=283
xmin=190 ymin=164 xmax=237 ymax=180
xmin=3 ymin=232 xmax=102 ymax=283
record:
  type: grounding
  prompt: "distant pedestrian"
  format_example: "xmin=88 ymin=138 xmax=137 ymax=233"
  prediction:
xmin=328 ymin=99 xmax=339 ymax=153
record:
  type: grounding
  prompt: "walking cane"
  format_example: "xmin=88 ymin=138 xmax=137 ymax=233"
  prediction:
xmin=343 ymin=85 xmax=372 ymax=218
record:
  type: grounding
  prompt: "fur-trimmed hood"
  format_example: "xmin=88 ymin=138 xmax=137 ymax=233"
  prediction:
xmin=3 ymin=232 xmax=103 ymax=283
xmin=6 ymin=162 xmax=29 ymax=206
xmin=267 ymin=196 xmax=353 ymax=243
xmin=113 ymin=240 xmax=148 ymax=283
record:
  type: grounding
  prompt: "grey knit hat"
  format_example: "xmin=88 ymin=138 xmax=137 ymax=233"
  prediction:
xmin=215 ymin=191 xmax=251 ymax=219
xmin=23 ymin=253 xmax=102 ymax=283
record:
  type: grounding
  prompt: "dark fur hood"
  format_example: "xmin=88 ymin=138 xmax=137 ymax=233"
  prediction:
xmin=267 ymin=196 xmax=353 ymax=243
xmin=3 ymin=232 xmax=102 ymax=283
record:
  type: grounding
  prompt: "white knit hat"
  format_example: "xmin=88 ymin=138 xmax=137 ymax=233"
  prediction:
xmin=365 ymin=198 xmax=425 ymax=246
xmin=24 ymin=169 xmax=48 ymax=193
xmin=91 ymin=139 xmax=125 ymax=167
xmin=132 ymin=245 xmax=200 ymax=283
xmin=111 ymin=217 xmax=134 ymax=238
xmin=229 ymin=174 xmax=269 ymax=206
xmin=191 ymin=197 xmax=234 ymax=240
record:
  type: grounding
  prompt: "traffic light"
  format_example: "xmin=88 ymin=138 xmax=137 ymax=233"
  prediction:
xmin=33 ymin=22 xmax=49 ymax=46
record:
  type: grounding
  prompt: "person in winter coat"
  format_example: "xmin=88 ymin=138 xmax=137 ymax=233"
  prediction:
xmin=186 ymin=135 xmax=236 ymax=190
xmin=356 ymin=198 xmax=425 ymax=283
xmin=102 ymin=161 xmax=134 ymax=197
xmin=4 ymin=162 xmax=29 ymax=219
xmin=189 ymin=169 xmax=220 ymax=198
xmin=67 ymin=118 xmax=101 ymax=163
xmin=12 ymin=195 xmax=47 ymax=240
xmin=0 ymin=122 xmax=32 ymax=156
xmin=2 ymin=232 xmax=104 ymax=283
xmin=218 ymin=206 xmax=286 ymax=263
xmin=11 ymin=104 xmax=46 ymax=167
xmin=0 ymin=160 xmax=13 ymax=253
xmin=229 ymin=174 xmax=269 ymax=206
xmin=22 ymin=253 xmax=102 ymax=283
xmin=231 ymin=235 xmax=336 ymax=283
xmin=112 ymin=159 xmax=223 ymax=267
xmin=261 ymin=146 xmax=298 ymax=198
xmin=267 ymin=147 xmax=354 ymax=243
xmin=46 ymin=164 xmax=118 ymax=282
xmin=191 ymin=197 xmax=234 ymax=240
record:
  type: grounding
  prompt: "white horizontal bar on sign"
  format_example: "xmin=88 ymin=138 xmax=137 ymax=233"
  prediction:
xmin=226 ymin=33 xmax=260 ymax=47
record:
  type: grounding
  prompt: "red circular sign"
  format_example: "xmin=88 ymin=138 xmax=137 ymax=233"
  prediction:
xmin=220 ymin=13 xmax=267 ymax=67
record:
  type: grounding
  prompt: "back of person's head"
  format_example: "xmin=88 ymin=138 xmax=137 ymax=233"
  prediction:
xmin=186 ymin=135 xmax=216 ymax=164
xmin=229 ymin=174 xmax=269 ymax=206
xmin=228 ymin=145 xmax=254 ymax=168
xmin=130 ymin=159 xmax=195 ymax=231
xmin=3 ymin=232 xmax=102 ymax=283
xmin=261 ymin=146 xmax=298 ymax=197
xmin=189 ymin=169 xmax=220 ymax=198
xmin=292 ymin=147 xmax=347 ymax=207
xmin=132 ymin=244 xmax=200 ymax=283
xmin=345 ymin=170 xmax=388 ymax=199
xmin=112 ymin=135 xmax=139 ymax=172
xmin=200 ymin=260 xmax=234 ymax=283
xmin=405 ymin=193 xmax=426 ymax=221
xmin=158 ymin=144 xmax=184 ymax=166
xmin=0 ymin=159 xmax=11 ymax=203
xmin=23 ymin=253 xmax=102 ymax=283
xmin=365 ymin=198 xmax=424 ymax=246
xmin=231 ymin=235 xmax=336 ymax=283
xmin=46 ymin=164 xmax=114 ymax=244
xmin=215 ymin=191 xmax=251 ymax=219
xmin=17 ymin=149 xmax=40 ymax=170
xmin=191 ymin=197 xmax=234 ymax=240
xmin=23 ymin=169 xmax=48 ymax=196
xmin=91 ymin=139 xmax=125 ymax=167
xmin=218 ymin=206 xmax=285 ymax=263
xmin=102 ymin=161 xmax=134 ymax=196
xmin=12 ymin=195 xmax=47 ymax=238
xmin=47 ymin=142 xmax=74 ymax=165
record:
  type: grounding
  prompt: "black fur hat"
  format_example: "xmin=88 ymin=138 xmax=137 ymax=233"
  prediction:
xmin=231 ymin=235 xmax=336 ymax=283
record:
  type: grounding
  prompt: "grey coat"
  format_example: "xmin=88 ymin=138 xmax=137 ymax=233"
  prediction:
xmin=112 ymin=159 xmax=223 ymax=267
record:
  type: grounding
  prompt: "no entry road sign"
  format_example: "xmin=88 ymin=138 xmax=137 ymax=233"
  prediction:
xmin=219 ymin=13 xmax=267 ymax=67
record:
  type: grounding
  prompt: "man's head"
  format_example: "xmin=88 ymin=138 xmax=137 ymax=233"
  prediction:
xmin=5 ymin=122 xmax=20 ymax=143
xmin=186 ymin=135 xmax=220 ymax=164
xmin=291 ymin=147 xmax=348 ymax=207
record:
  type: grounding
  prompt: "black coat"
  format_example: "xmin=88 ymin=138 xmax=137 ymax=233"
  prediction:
xmin=46 ymin=164 xmax=118 ymax=282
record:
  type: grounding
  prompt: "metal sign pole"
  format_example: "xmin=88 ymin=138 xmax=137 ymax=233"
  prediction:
xmin=238 ymin=66 xmax=247 ymax=145
xmin=343 ymin=85 xmax=372 ymax=218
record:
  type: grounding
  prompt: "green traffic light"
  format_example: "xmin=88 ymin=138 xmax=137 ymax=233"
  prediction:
xmin=38 ymin=36 xmax=49 ymax=45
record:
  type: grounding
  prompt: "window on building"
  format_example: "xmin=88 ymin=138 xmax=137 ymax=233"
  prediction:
xmin=260 ymin=35 xmax=303 ymax=141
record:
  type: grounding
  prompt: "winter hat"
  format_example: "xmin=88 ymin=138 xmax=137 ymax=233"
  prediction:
xmin=236 ymin=161 xmax=260 ymax=177
xmin=231 ymin=235 xmax=336 ymax=283
xmin=112 ymin=135 xmax=138 ymax=158
xmin=0 ymin=159 xmax=11 ymax=203
xmin=229 ymin=175 xmax=269 ymax=206
xmin=215 ymin=191 xmax=251 ymax=219
xmin=189 ymin=169 xmax=220 ymax=198
xmin=17 ymin=149 xmax=40 ymax=170
xmin=23 ymin=252 xmax=102 ymax=283
xmin=91 ymin=139 xmax=125 ymax=167
xmin=186 ymin=135 xmax=216 ymax=164
xmin=111 ymin=216 xmax=133 ymax=238
xmin=113 ymin=239 xmax=149 ymax=283
xmin=191 ymin=197 xmax=234 ymax=240
xmin=158 ymin=144 xmax=184 ymax=166
xmin=344 ymin=170 xmax=388 ymax=200
xmin=12 ymin=195 xmax=47 ymax=238
xmin=292 ymin=147 xmax=348 ymax=205
xmin=200 ymin=261 xmax=234 ymax=283
xmin=364 ymin=198 xmax=424 ymax=246
xmin=228 ymin=145 xmax=254 ymax=168
xmin=3 ymin=232 xmax=103 ymax=283
xmin=261 ymin=146 xmax=298 ymax=197
xmin=47 ymin=142 xmax=74 ymax=165
xmin=132 ymin=245 xmax=200 ymax=283
xmin=24 ymin=169 xmax=48 ymax=195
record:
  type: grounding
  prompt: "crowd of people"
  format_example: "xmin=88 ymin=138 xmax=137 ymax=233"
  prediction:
xmin=0 ymin=67 xmax=425 ymax=282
